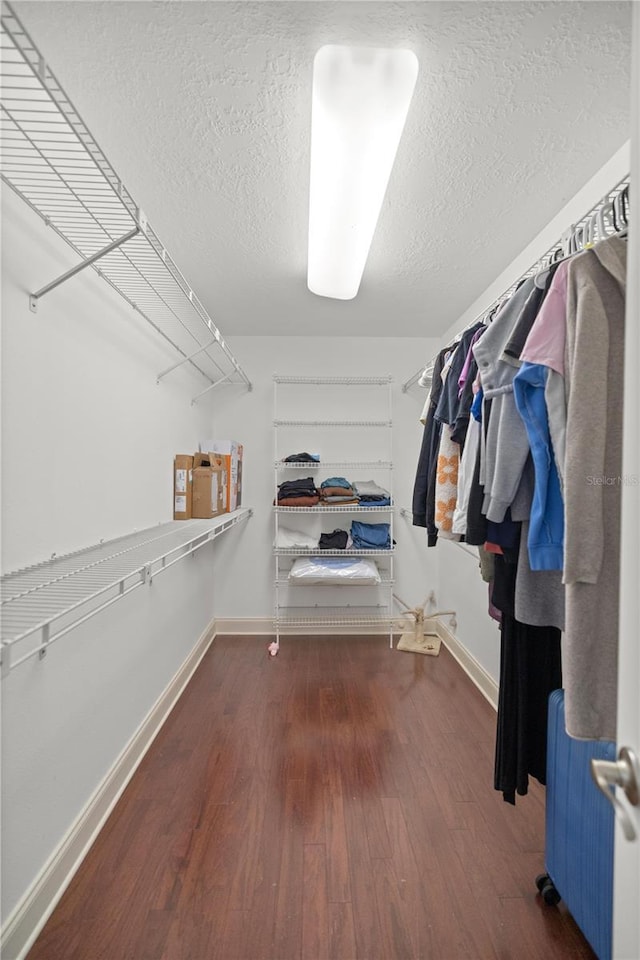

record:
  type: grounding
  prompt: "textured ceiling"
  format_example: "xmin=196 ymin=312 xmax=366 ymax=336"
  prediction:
xmin=12 ymin=1 xmax=632 ymax=338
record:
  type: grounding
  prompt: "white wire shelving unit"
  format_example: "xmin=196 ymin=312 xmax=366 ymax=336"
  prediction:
xmin=273 ymin=375 xmax=394 ymax=653
xmin=0 ymin=2 xmax=251 ymax=405
xmin=0 ymin=508 xmax=252 ymax=676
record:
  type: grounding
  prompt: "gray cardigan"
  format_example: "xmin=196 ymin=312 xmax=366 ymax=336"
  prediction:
xmin=563 ymin=235 xmax=626 ymax=741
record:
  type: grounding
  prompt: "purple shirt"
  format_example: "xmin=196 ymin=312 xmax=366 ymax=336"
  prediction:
xmin=457 ymin=326 xmax=485 ymax=397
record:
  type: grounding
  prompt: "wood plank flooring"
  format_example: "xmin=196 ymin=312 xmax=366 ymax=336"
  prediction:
xmin=27 ymin=636 xmax=596 ymax=960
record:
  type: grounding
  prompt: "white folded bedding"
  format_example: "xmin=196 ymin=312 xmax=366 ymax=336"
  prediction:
xmin=275 ymin=526 xmax=318 ymax=549
xmin=288 ymin=557 xmax=381 ymax=585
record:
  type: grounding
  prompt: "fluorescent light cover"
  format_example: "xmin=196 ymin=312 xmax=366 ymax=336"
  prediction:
xmin=308 ymin=45 xmax=419 ymax=300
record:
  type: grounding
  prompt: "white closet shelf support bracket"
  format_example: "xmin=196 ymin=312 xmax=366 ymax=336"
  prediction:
xmin=190 ymin=370 xmax=235 ymax=405
xmin=29 ymin=222 xmax=143 ymax=312
xmin=0 ymin=643 xmax=10 ymax=679
xmin=156 ymin=338 xmax=219 ymax=383
xmin=38 ymin=623 xmax=50 ymax=661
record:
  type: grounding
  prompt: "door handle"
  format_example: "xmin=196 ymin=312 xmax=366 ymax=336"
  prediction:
xmin=591 ymin=747 xmax=640 ymax=842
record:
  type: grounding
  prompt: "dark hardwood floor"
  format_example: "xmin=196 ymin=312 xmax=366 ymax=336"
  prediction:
xmin=28 ymin=635 xmax=596 ymax=960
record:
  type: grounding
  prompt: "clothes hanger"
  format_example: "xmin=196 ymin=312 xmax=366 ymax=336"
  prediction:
xmin=597 ymin=200 xmax=616 ymax=239
xmin=613 ymin=188 xmax=629 ymax=232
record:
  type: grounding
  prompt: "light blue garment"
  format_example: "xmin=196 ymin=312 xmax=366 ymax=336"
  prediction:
xmin=513 ymin=362 xmax=564 ymax=570
xmin=321 ymin=477 xmax=352 ymax=489
xmin=350 ymin=521 xmax=391 ymax=549
xmin=309 ymin=558 xmax=361 ymax=569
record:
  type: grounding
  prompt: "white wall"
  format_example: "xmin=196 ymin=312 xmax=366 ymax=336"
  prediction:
xmin=208 ymin=335 xmax=442 ymax=627
xmin=1 ymin=188 xmax=221 ymax=934
xmin=1 ymin=187 xmax=215 ymax=574
xmin=1 ymin=557 xmax=216 ymax=930
xmin=437 ymin=540 xmax=500 ymax=682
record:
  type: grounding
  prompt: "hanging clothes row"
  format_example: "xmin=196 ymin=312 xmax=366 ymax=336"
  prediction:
xmin=411 ymin=224 xmax=628 ymax=805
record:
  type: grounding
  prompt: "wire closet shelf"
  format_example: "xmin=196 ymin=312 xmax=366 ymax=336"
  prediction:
xmin=275 ymin=460 xmax=393 ymax=470
xmin=0 ymin=2 xmax=251 ymax=404
xmin=402 ymin=174 xmax=630 ymax=392
xmin=0 ymin=510 xmax=252 ymax=676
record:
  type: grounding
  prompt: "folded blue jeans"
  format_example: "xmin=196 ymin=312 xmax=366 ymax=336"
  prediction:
xmin=350 ymin=521 xmax=391 ymax=549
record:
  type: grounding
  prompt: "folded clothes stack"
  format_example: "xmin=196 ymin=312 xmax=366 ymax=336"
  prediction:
xmin=277 ymin=477 xmax=320 ymax=507
xmin=353 ymin=480 xmax=392 ymax=507
xmin=276 ymin=526 xmax=319 ymax=549
xmin=283 ymin=452 xmax=320 ymax=463
xmin=350 ymin=520 xmax=391 ymax=550
xmin=319 ymin=476 xmax=359 ymax=505
xmin=319 ymin=529 xmax=349 ymax=550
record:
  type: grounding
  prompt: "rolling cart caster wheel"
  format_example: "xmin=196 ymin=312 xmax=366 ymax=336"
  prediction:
xmin=541 ymin=881 xmax=561 ymax=906
xmin=535 ymin=873 xmax=550 ymax=893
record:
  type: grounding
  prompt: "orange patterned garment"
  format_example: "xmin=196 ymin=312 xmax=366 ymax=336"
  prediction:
xmin=435 ymin=426 xmax=461 ymax=538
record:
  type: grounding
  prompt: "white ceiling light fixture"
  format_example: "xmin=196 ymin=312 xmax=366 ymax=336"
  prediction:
xmin=307 ymin=44 xmax=419 ymax=301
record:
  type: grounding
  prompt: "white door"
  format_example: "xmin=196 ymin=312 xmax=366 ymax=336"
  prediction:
xmin=612 ymin=6 xmax=640 ymax=956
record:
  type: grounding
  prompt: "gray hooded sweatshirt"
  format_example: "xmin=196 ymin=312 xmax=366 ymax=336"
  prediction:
xmin=472 ymin=277 xmax=536 ymax=522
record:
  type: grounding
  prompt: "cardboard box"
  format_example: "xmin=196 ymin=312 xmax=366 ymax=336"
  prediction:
xmin=202 ymin=441 xmax=243 ymax=512
xmin=173 ymin=454 xmax=193 ymax=520
xmin=192 ymin=453 xmax=227 ymax=519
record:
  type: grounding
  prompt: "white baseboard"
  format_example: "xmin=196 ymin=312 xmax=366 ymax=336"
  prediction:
xmin=214 ymin=617 xmax=396 ymax=636
xmin=1 ymin=621 xmax=216 ymax=960
xmin=433 ymin=618 xmax=499 ymax=711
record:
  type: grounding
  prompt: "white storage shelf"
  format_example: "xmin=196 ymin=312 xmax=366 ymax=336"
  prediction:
xmin=274 ymin=505 xmax=392 ymax=514
xmin=274 ymin=547 xmax=395 ymax=557
xmin=273 ymin=375 xmax=394 ymax=649
xmin=0 ymin=4 xmax=251 ymax=404
xmin=275 ymin=578 xmax=394 ymax=587
xmin=274 ymin=420 xmax=391 ymax=428
xmin=274 ymin=376 xmax=392 ymax=386
xmin=0 ymin=509 xmax=252 ymax=674
xmin=275 ymin=461 xmax=392 ymax=470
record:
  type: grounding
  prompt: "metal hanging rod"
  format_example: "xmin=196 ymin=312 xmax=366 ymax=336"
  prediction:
xmin=402 ymin=175 xmax=630 ymax=393
xmin=398 ymin=508 xmax=483 ymax=559
xmin=0 ymin=1 xmax=251 ymax=395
